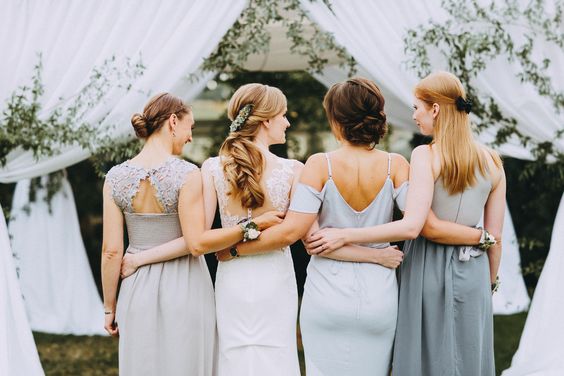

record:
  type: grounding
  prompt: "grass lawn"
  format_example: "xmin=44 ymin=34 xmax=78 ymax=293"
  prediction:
xmin=34 ymin=312 xmax=527 ymax=375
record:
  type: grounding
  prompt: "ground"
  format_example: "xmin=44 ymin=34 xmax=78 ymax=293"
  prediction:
xmin=34 ymin=312 xmax=527 ymax=375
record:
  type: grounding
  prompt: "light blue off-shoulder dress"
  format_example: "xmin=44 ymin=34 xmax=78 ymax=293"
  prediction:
xmin=289 ymin=152 xmax=407 ymax=376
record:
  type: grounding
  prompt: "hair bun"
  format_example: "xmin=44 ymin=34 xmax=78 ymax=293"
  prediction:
xmin=131 ymin=113 xmax=150 ymax=138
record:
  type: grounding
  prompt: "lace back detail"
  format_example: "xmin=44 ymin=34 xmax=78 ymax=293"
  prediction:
xmin=105 ymin=157 xmax=198 ymax=213
xmin=207 ymin=156 xmax=295 ymax=228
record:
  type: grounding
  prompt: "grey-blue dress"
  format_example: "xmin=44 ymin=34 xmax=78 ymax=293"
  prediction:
xmin=105 ymin=157 xmax=217 ymax=376
xmin=289 ymin=153 xmax=407 ymax=376
xmin=392 ymin=172 xmax=495 ymax=376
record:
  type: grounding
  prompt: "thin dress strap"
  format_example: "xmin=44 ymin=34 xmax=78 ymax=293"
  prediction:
xmin=324 ymin=153 xmax=333 ymax=179
xmin=387 ymin=153 xmax=392 ymax=177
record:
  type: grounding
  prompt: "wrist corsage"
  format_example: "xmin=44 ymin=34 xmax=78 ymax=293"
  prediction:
xmin=477 ymin=227 xmax=497 ymax=251
xmin=239 ymin=219 xmax=261 ymax=242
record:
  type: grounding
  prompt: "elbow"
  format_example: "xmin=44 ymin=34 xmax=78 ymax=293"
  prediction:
xmin=102 ymin=243 xmax=122 ymax=262
xmin=404 ymin=224 xmax=422 ymax=240
xmin=186 ymin=240 xmax=206 ymax=257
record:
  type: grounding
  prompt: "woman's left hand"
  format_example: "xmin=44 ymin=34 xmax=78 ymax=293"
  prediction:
xmin=121 ymin=253 xmax=140 ymax=278
xmin=215 ymin=248 xmax=234 ymax=262
xmin=305 ymin=227 xmax=347 ymax=255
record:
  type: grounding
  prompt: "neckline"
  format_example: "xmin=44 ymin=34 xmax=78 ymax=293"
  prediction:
xmin=124 ymin=156 xmax=177 ymax=171
xmin=327 ymin=177 xmax=393 ymax=214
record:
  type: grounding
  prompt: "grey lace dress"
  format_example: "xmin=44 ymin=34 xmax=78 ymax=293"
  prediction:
xmin=105 ymin=156 xmax=217 ymax=376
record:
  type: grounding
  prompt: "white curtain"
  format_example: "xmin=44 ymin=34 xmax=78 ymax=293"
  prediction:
xmin=8 ymin=175 xmax=106 ymax=335
xmin=0 ymin=0 xmax=245 ymax=183
xmin=0 ymin=204 xmax=44 ymax=376
xmin=301 ymin=0 xmax=563 ymax=159
xmin=492 ymin=207 xmax=531 ymax=314
xmin=502 ymin=194 xmax=564 ymax=376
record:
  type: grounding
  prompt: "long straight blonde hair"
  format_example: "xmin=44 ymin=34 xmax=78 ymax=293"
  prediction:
xmin=415 ymin=71 xmax=501 ymax=194
xmin=219 ymin=83 xmax=287 ymax=209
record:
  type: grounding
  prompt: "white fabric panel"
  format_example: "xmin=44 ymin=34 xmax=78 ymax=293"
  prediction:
xmin=0 ymin=204 xmax=44 ymax=376
xmin=502 ymin=194 xmax=564 ymax=376
xmin=301 ymin=0 xmax=564 ymax=160
xmin=0 ymin=0 xmax=245 ymax=183
xmin=8 ymin=176 xmax=106 ymax=335
xmin=492 ymin=206 xmax=530 ymax=314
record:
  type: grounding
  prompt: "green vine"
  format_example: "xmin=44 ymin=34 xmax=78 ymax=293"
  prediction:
xmin=0 ymin=54 xmax=146 ymax=208
xmin=404 ymin=0 xmax=564 ymax=168
xmin=200 ymin=0 xmax=356 ymax=76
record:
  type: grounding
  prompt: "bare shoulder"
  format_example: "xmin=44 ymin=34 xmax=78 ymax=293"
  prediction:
xmin=301 ymin=153 xmax=329 ymax=189
xmin=477 ymin=144 xmax=505 ymax=186
xmin=290 ymin=159 xmax=305 ymax=174
xmin=390 ymin=153 xmax=409 ymax=169
xmin=411 ymin=144 xmax=432 ymax=158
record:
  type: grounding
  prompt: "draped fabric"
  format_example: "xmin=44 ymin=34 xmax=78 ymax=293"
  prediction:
xmin=0 ymin=0 xmax=244 ymax=183
xmin=0 ymin=204 xmax=44 ymax=376
xmin=301 ymin=0 xmax=564 ymax=160
xmin=8 ymin=176 xmax=106 ymax=335
xmin=502 ymin=194 xmax=564 ymax=376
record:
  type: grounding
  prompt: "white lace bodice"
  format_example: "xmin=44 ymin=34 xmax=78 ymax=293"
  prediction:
xmin=204 ymin=156 xmax=295 ymax=227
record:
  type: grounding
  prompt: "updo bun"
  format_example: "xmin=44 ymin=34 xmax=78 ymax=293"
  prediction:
xmin=131 ymin=113 xmax=150 ymax=138
xmin=323 ymin=77 xmax=387 ymax=149
xmin=131 ymin=93 xmax=191 ymax=139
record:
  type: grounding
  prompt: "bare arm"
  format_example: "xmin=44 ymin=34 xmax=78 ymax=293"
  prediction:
xmin=421 ymin=210 xmax=482 ymax=245
xmin=484 ymin=166 xmax=506 ymax=283
xmin=101 ymin=183 xmax=124 ymax=336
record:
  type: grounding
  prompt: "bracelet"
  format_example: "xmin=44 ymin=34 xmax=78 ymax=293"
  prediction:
xmin=477 ymin=227 xmax=496 ymax=251
xmin=104 ymin=311 xmax=114 ymax=315
xmin=229 ymin=246 xmax=239 ymax=258
xmin=491 ymin=276 xmax=500 ymax=293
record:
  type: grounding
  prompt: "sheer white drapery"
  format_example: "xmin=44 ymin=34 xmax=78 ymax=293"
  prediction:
xmin=0 ymin=204 xmax=44 ymax=376
xmin=0 ymin=0 xmax=244 ymax=183
xmin=301 ymin=0 xmax=563 ymax=159
xmin=502 ymin=194 xmax=564 ymax=376
xmin=8 ymin=176 xmax=106 ymax=335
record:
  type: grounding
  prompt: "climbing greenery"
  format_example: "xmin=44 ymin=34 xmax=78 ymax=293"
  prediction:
xmin=201 ymin=0 xmax=356 ymax=75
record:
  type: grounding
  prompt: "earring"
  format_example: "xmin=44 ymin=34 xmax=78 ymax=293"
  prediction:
xmin=172 ymin=131 xmax=176 ymax=138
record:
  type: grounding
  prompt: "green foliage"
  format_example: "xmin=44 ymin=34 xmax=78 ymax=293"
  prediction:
xmin=404 ymin=0 xmax=564 ymax=281
xmin=404 ymin=0 xmax=564 ymax=165
xmin=201 ymin=0 xmax=356 ymax=75
xmin=0 ymin=54 xmax=146 ymax=204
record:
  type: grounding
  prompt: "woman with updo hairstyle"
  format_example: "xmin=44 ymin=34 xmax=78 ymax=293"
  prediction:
xmin=230 ymin=77 xmax=487 ymax=375
xmin=308 ymin=72 xmax=505 ymax=376
xmin=102 ymin=92 xmax=284 ymax=375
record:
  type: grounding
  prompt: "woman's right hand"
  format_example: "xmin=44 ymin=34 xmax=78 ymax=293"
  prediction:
xmin=374 ymin=246 xmax=404 ymax=269
xmin=253 ymin=211 xmax=285 ymax=230
xmin=104 ymin=312 xmax=119 ymax=337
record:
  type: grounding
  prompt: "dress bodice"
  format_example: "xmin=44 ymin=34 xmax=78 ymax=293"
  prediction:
xmin=105 ymin=156 xmax=198 ymax=214
xmin=204 ymin=156 xmax=295 ymax=227
xmin=431 ymin=173 xmax=492 ymax=227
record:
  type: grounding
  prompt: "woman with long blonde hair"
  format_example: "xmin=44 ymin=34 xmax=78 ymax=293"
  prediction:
xmin=309 ymin=71 xmax=504 ymax=375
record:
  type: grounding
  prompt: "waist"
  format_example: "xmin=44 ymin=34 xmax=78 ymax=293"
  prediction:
xmin=124 ymin=212 xmax=182 ymax=250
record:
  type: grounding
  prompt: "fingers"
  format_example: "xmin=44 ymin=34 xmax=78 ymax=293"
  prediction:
xmin=307 ymin=233 xmax=323 ymax=243
xmin=306 ymin=238 xmax=325 ymax=249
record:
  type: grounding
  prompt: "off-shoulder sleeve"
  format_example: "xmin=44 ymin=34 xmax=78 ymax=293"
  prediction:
xmin=288 ymin=183 xmax=324 ymax=214
xmin=393 ymin=182 xmax=409 ymax=212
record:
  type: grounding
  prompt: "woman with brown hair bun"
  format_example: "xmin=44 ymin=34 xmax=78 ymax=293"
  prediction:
xmin=102 ymin=93 xmax=283 ymax=375
xmin=229 ymin=77 xmax=484 ymax=375
xmin=309 ymin=72 xmax=504 ymax=376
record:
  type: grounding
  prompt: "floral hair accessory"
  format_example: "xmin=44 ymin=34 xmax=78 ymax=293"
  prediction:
xmin=455 ymin=96 xmax=473 ymax=114
xmin=229 ymin=104 xmax=254 ymax=133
